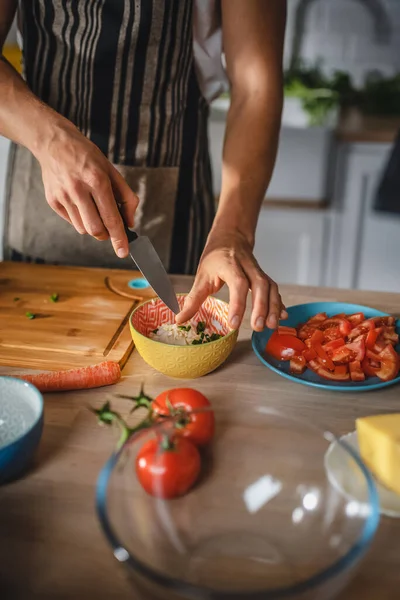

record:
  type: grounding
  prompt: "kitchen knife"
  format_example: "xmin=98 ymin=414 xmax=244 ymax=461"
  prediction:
xmin=124 ymin=226 xmax=180 ymax=314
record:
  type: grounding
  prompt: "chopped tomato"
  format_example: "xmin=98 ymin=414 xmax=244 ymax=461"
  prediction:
xmin=346 ymin=339 xmax=366 ymax=361
xmin=320 ymin=317 xmax=352 ymax=337
xmin=383 ymin=330 xmax=399 ymax=345
xmin=304 ymin=338 xmax=312 ymax=349
xmin=307 ymin=312 xmax=327 ymax=324
xmin=348 ymin=313 xmax=365 ymax=327
xmin=277 ymin=326 xmax=298 ymax=337
xmin=374 ymin=340 xmax=388 ymax=353
xmin=310 ymin=330 xmax=335 ymax=370
xmin=372 ymin=316 xmax=395 ymax=328
xmin=349 ymin=361 xmax=365 ymax=382
xmin=322 ymin=327 xmax=343 ymax=343
xmin=332 ymin=313 xmax=346 ymax=319
xmin=303 ymin=348 xmax=317 ymax=362
xmin=290 ymin=355 xmax=307 ymax=374
xmin=265 ymin=332 xmax=306 ymax=361
xmin=330 ymin=346 xmax=354 ymax=364
xmin=361 ymin=357 xmax=379 ymax=378
xmin=298 ymin=324 xmax=318 ymax=340
xmin=366 ymin=327 xmax=382 ymax=350
xmin=374 ymin=345 xmax=400 ymax=382
xmin=364 ymin=345 xmax=400 ymax=381
xmin=309 ymin=360 xmax=350 ymax=381
xmin=348 ymin=319 xmax=375 ymax=340
xmin=323 ymin=338 xmax=345 ymax=353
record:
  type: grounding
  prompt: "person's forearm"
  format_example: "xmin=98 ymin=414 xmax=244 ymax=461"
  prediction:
xmin=0 ymin=56 xmax=72 ymax=158
xmin=212 ymin=86 xmax=283 ymax=246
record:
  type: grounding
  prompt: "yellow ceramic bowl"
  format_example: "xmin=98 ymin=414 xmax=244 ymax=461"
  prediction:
xmin=129 ymin=294 xmax=238 ymax=378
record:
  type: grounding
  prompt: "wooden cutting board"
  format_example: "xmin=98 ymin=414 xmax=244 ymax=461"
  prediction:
xmin=0 ymin=261 xmax=156 ymax=371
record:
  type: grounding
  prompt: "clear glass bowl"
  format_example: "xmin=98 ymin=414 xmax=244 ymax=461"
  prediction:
xmin=96 ymin=406 xmax=379 ymax=600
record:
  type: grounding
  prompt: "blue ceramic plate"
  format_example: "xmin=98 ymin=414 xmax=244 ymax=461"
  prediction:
xmin=252 ymin=302 xmax=400 ymax=392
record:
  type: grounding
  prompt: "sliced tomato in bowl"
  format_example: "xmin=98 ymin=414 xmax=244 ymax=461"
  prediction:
xmin=323 ymin=338 xmax=345 ymax=354
xmin=320 ymin=317 xmax=352 ymax=337
xmin=265 ymin=332 xmax=306 ymax=361
xmin=308 ymin=360 xmax=350 ymax=381
xmin=322 ymin=327 xmax=343 ymax=343
xmin=348 ymin=312 xmax=365 ymax=327
xmin=277 ymin=326 xmax=298 ymax=336
xmin=348 ymin=319 xmax=375 ymax=340
xmin=290 ymin=355 xmax=307 ymax=374
xmin=349 ymin=361 xmax=365 ymax=382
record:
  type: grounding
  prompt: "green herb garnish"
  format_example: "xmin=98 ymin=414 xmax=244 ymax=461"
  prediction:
xmin=209 ymin=333 xmax=222 ymax=342
xmin=178 ymin=325 xmax=191 ymax=332
xmin=191 ymin=339 xmax=203 ymax=345
xmin=13 ymin=297 xmax=20 ymax=302
xmin=196 ymin=321 xmax=206 ymax=334
xmin=152 ymin=328 xmax=159 ymax=334
xmin=50 ymin=293 xmax=59 ymax=303
xmin=26 ymin=312 xmax=36 ymax=320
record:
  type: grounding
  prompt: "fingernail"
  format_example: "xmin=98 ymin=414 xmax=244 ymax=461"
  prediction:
xmin=230 ymin=315 xmax=240 ymax=329
xmin=281 ymin=310 xmax=288 ymax=318
xmin=268 ymin=315 xmax=277 ymax=329
xmin=256 ymin=317 xmax=265 ymax=330
xmin=117 ymin=248 xmax=127 ymax=258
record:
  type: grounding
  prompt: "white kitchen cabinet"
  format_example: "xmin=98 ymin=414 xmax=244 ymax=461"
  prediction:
xmin=254 ymin=208 xmax=330 ymax=286
xmin=0 ymin=136 xmax=11 ymax=261
xmin=327 ymin=143 xmax=400 ymax=293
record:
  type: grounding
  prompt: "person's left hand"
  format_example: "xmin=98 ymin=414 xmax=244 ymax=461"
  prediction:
xmin=175 ymin=229 xmax=288 ymax=332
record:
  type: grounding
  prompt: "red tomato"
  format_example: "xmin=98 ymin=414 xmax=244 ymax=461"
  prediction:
xmin=372 ymin=316 xmax=395 ymax=328
xmin=383 ymin=330 xmax=399 ymax=345
xmin=303 ymin=347 xmax=317 ymax=362
xmin=349 ymin=361 xmax=365 ymax=382
xmin=290 ymin=355 xmax=307 ymax=374
xmin=320 ymin=317 xmax=352 ymax=337
xmin=152 ymin=389 xmax=214 ymax=447
xmin=348 ymin=319 xmax=375 ymax=340
xmin=374 ymin=345 xmax=400 ymax=382
xmin=310 ymin=330 xmax=335 ymax=371
xmin=323 ymin=338 xmax=345 ymax=353
xmin=277 ymin=326 xmax=298 ymax=336
xmin=348 ymin=313 xmax=365 ymax=327
xmin=322 ymin=327 xmax=343 ymax=343
xmin=265 ymin=332 xmax=306 ymax=361
xmin=308 ymin=360 xmax=350 ymax=381
xmin=298 ymin=324 xmax=318 ymax=340
xmin=366 ymin=327 xmax=382 ymax=350
xmin=363 ymin=346 xmax=400 ymax=381
xmin=307 ymin=312 xmax=327 ymax=324
xmin=136 ymin=437 xmax=201 ymax=499
xmin=346 ymin=339 xmax=366 ymax=361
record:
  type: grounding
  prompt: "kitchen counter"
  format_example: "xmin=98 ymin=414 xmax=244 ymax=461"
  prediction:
xmin=1 ymin=277 xmax=400 ymax=600
xmin=337 ymin=110 xmax=400 ymax=144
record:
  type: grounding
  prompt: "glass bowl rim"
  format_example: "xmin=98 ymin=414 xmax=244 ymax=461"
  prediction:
xmin=95 ymin=406 xmax=380 ymax=599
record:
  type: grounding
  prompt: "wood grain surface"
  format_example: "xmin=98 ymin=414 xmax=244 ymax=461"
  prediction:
xmin=0 ymin=277 xmax=399 ymax=600
xmin=0 ymin=262 xmax=155 ymax=370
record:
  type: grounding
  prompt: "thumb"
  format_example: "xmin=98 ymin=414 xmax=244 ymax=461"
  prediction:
xmin=175 ymin=278 xmax=210 ymax=324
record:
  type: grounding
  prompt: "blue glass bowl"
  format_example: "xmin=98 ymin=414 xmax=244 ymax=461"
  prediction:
xmin=96 ymin=406 xmax=379 ymax=600
xmin=0 ymin=377 xmax=44 ymax=484
xmin=252 ymin=302 xmax=400 ymax=392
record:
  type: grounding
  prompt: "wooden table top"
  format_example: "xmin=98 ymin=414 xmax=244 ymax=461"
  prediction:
xmin=1 ymin=278 xmax=399 ymax=600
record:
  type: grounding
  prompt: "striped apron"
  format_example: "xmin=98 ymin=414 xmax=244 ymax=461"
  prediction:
xmin=4 ymin=0 xmax=215 ymax=274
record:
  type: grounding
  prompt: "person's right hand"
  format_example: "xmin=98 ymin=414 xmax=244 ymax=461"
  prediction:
xmin=35 ymin=119 xmax=139 ymax=258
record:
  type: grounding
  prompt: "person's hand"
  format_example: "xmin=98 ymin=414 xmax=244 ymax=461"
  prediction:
xmin=175 ymin=229 xmax=288 ymax=331
xmin=35 ymin=119 xmax=139 ymax=258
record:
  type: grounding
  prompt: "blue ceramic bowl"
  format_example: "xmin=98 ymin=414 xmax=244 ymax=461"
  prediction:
xmin=0 ymin=377 xmax=44 ymax=484
xmin=252 ymin=302 xmax=400 ymax=392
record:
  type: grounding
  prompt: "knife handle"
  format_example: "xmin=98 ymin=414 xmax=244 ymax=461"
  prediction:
xmin=124 ymin=225 xmax=138 ymax=244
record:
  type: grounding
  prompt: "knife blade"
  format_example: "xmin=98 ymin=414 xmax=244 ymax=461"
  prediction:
xmin=124 ymin=227 xmax=180 ymax=314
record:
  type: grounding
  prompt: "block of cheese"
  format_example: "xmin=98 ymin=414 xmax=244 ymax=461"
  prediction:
xmin=356 ymin=414 xmax=400 ymax=496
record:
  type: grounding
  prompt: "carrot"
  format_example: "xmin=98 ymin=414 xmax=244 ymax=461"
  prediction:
xmin=15 ymin=361 xmax=121 ymax=393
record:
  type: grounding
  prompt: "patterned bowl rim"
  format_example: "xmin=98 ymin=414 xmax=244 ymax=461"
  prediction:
xmin=0 ymin=377 xmax=44 ymax=452
xmin=129 ymin=293 xmax=237 ymax=349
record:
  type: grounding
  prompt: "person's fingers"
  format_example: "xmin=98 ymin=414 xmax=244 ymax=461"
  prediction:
xmin=266 ymin=280 xmax=282 ymax=329
xmin=90 ymin=176 xmax=128 ymax=257
xmin=110 ymin=168 xmax=139 ymax=229
xmin=246 ymin=269 xmax=270 ymax=332
xmin=63 ymin=201 xmax=87 ymax=235
xmin=280 ymin=306 xmax=289 ymax=320
xmin=68 ymin=183 xmax=109 ymax=240
xmin=223 ymin=265 xmax=249 ymax=330
xmin=47 ymin=195 xmax=73 ymax=226
xmin=175 ymin=276 xmax=211 ymax=324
